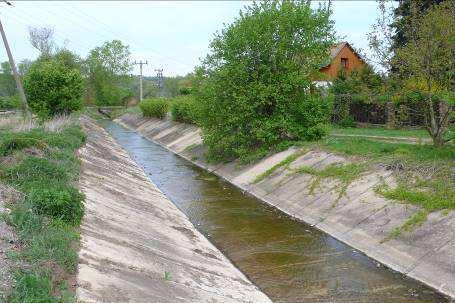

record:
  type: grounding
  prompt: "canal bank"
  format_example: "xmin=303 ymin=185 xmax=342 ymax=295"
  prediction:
xmin=77 ymin=117 xmax=271 ymax=303
xmin=116 ymin=113 xmax=455 ymax=300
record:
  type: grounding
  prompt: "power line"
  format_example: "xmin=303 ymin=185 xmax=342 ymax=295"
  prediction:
xmin=3 ymin=2 xmax=196 ymax=75
xmin=155 ymin=68 xmax=164 ymax=98
xmin=2 ymin=5 xmax=94 ymax=54
xmin=133 ymin=60 xmax=148 ymax=102
xmin=50 ymin=2 xmax=194 ymax=69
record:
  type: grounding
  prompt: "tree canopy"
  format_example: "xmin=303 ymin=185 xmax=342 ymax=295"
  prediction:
xmin=86 ymin=40 xmax=133 ymax=106
xmin=195 ymin=0 xmax=335 ymax=161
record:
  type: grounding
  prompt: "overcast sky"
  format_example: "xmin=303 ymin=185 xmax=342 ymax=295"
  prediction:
xmin=0 ymin=1 xmax=386 ymax=77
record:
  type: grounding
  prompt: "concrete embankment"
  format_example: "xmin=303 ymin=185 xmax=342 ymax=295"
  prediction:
xmin=116 ymin=113 xmax=455 ymax=299
xmin=76 ymin=117 xmax=272 ymax=303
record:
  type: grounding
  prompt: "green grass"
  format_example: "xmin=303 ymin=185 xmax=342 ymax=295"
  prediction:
xmin=317 ymin=137 xmax=454 ymax=162
xmin=252 ymin=150 xmax=305 ymax=184
xmin=312 ymin=136 xmax=454 ymax=237
xmin=378 ymin=178 xmax=454 ymax=239
xmin=330 ymin=125 xmax=429 ymax=139
xmin=0 ymin=120 xmax=86 ymax=302
xmin=296 ymin=163 xmax=367 ymax=203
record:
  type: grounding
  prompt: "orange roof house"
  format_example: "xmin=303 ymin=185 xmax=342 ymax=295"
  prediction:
xmin=319 ymin=42 xmax=365 ymax=80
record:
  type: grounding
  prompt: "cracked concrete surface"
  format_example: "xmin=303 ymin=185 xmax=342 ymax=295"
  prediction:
xmin=76 ymin=118 xmax=271 ymax=303
xmin=116 ymin=113 xmax=455 ymax=299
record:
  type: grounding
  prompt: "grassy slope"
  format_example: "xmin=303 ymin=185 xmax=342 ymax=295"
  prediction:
xmin=0 ymin=117 xmax=86 ymax=302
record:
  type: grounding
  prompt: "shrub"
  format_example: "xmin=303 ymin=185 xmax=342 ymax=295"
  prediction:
xmin=195 ymin=1 xmax=334 ymax=161
xmin=338 ymin=116 xmax=357 ymax=128
xmin=23 ymin=59 xmax=84 ymax=119
xmin=27 ymin=182 xmax=84 ymax=225
xmin=179 ymin=87 xmax=192 ymax=95
xmin=0 ymin=95 xmax=22 ymax=110
xmin=170 ymin=96 xmax=199 ymax=124
xmin=139 ymin=98 xmax=169 ymax=118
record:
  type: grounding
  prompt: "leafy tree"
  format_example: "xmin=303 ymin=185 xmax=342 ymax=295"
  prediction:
xmin=195 ymin=0 xmax=334 ymax=161
xmin=391 ymin=0 xmax=444 ymax=50
xmin=86 ymin=40 xmax=133 ymax=106
xmin=0 ymin=61 xmax=16 ymax=97
xmin=23 ymin=58 xmax=84 ymax=118
xmin=395 ymin=1 xmax=454 ymax=146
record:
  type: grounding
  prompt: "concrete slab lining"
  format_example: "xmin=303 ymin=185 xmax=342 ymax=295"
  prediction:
xmin=77 ymin=118 xmax=272 ymax=303
xmin=116 ymin=114 xmax=455 ymax=299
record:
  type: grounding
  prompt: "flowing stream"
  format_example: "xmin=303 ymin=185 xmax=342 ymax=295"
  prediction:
xmin=102 ymin=120 xmax=449 ymax=303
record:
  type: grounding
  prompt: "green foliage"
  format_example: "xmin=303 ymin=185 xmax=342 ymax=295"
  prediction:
xmin=394 ymin=1 xmax=454 ymax=146
xmin=170 ymin=96 xmax=200 ymax=124
xmin=296 ymin=162 xmax=366 ymax=201
xmin=0 ymin=61 xmax=16 ymax=97
xmin=391 ymin=0 xmax=445 ymax=51
xmin=23 ymin=58 xmax=84 ymax=118
xmin=331 ymin=125 xmax=429 ymax=139
xmin=4 ymin=156 xmax=71 ymax=186
xmin=319 ymin=137 xmax=454 ymax=161
xmin=380 ymin=183 xmax=454 ymax=211
xmin=195 ymin=0 xmax=334 ymax=161
xmin=139 ymin=98 xmax=169 ymax=118
xmin=8 ymin=270 xmax=55 ymax=303
xmin=338 ymin=116 xmax=356 ymax=128
xmin=179 ymin=87 xmax=192 ymax=95
xmin=0 ymin=123 xmax=85 ymax=302
xmin=86 ymin=40 xmax=133 ymax=106
xmin=253 ymin=150 xmax=305 ymax=183
xmin=330 ymin=65 xmax=386 ymax=124
xmin=378 ymin=176 xmax=454 ymax=238
xmin=28 ymin=182 xmax=84 ymax=225
xmin=0 ymin=95 xmax=22 ymax=110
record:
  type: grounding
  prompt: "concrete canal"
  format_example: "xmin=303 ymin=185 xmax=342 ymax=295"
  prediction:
xmin=102 ymin=120 xmax=449 ymax=303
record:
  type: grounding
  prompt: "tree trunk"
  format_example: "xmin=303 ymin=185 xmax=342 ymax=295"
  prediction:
xmin=433 ymin=134 xmax=445 ymax=147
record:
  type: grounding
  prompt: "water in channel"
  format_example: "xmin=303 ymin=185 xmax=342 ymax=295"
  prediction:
xmin=102 ymin=120 xmax=450 ymax=303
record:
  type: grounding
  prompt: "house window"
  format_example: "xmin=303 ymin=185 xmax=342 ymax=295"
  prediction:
xmin=341 ymin=58 xmax=348 ymax=68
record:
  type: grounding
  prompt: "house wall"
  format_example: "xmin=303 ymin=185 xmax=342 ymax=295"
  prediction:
xmin=320 ymin=45 xmax=364 ymax=80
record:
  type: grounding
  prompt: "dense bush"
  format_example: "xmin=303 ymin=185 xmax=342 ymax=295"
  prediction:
xmin=178 ymin=87 xmax=192 ymax=95
xmin=195 ymin=1 xmax=334 ymax=161
xmin=170 ymin=96 xmax=199 ymax=124
xmin=139 ymin=98 xmax=169 ymax=118
xmin=23 ymin=59 xmax=84 ymax=118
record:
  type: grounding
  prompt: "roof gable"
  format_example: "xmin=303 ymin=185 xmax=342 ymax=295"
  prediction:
xmin=322 ymin=42 xmax=363 ymax=68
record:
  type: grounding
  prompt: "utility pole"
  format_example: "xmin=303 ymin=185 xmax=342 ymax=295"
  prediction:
xmin=155 ymin=68 xmax=163 ymax=98
xmin=0 ymin=18 xmax=31 ymax=118
xmin=133 ymin=60 xmax=148 ymax=102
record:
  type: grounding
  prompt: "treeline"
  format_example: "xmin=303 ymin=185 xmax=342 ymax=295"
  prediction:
xmin=0 ymin=28 xmax=193 ymax=116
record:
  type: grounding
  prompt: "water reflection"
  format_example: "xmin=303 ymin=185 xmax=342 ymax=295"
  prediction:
xmin=103 ymin=121 xmax=450 ymax=303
